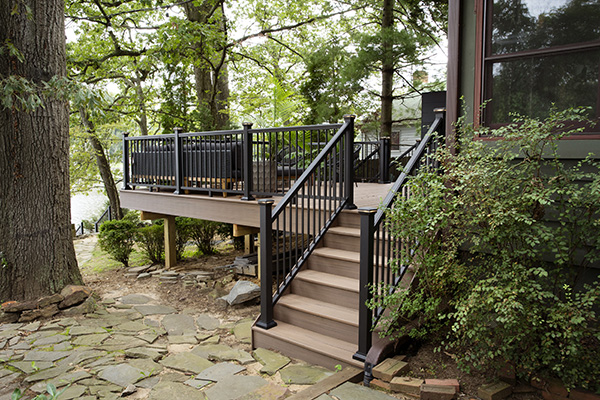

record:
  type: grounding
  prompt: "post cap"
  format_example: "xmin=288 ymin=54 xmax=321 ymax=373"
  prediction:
xmin=343 ymin=114 xmax=356 ymax=120
xmin=243 ymin=122 xmax=253 ymax=127
xmin=358 ymin=207 xmax=378 ymax=214
xmin=258 ymin=199 xmax=275 ymax=205
xmin=433 ymin=108 xmax=446 ymax=113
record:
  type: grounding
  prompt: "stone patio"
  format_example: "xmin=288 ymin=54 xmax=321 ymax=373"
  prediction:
xmin=0 ymin=293 xmax=400 ymax=399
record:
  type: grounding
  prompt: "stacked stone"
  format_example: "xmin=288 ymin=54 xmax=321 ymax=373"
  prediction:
xmin=0 ymin=285 xmax=94 ymax=323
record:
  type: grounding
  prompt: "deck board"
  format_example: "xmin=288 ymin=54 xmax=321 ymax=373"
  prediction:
xmin=119 ymin=182 xmax=393 ymax=226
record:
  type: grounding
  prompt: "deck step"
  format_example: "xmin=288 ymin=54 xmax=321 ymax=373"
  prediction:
xmin=291 ymin=269 xmax=359 ymax=307
xmin=252 ymin=321 xmax=363 ymax=370
xmin=275 ymin=294 xmax=358 ymax=343
xmin=323 ymin=226 xmax=361 ymax=251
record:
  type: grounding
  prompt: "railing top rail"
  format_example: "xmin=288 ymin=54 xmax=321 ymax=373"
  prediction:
xmin=248 ymin=123 xmax=342 ymax=134
xmin=126 ymin=134 xmax=176 ymax=140
xmin=374 ymin=113 xmax=444 ymax=226
xmin=271 ymin=120 xmax=351 ymax=220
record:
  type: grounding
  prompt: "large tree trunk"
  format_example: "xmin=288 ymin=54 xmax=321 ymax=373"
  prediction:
xmin=0 ymin=0 xmax=83 ymax=301
xmin=183 ymin=0 xmax=230 ymax=130
xmin=380 ymin=0 xmax=395 ymax=138
xmin=79 ymin=109 xmax=124 ymax=221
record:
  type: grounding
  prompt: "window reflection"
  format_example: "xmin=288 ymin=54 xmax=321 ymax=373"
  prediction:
xmin=491 ymin=0 xmax=600 ymax=55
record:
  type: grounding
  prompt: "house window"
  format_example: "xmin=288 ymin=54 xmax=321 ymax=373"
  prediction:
xmin=481 ymin=0 xmax=600 ymax=127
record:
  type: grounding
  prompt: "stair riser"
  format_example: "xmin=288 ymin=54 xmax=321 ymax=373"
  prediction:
xmin=274 ymin=305 xmax=358 ymax=343
xmin=291 ymin=279 xmax=358 ymax=307
xmin=252 ymin=328 xmax=362 ymax=370
xmin=336 ymin=212 xmax=360 ymax=229
xmin=306 ymin=254 xmax=359 ymax=279
xmin=322 ymin=233 xmax=360 ymax=252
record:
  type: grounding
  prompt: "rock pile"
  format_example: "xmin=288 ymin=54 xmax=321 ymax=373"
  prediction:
xmin=0 ymin=285 xmax=94 ymax=323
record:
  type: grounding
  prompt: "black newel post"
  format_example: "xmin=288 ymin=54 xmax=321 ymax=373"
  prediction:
xmin=241 ymin=122 xmax=254 ymax=201
xmin=173 ymin=127 xmax=183 ymax=195
xmin=379 ymin=137 xmax=391 ymax=184
xmin=122 ymin=132 xmax=131 ymax=190
xmin=354 ymin=207 xmax=376 ymax=363
xmin=256 ymin=199 xmax=276 ymax=329
xmin=344 ymin=115 xmax=357 ymax=209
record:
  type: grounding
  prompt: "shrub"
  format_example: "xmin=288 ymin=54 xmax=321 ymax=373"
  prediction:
xmin=135 ymin=223 xmax=164 ymax=264
xmin=98 ymin=219 xmax=136 ymax=267
xmin=374 ymin=109 xmax=600 ymax=390
xmin=185 ymin=219 xmax=225 ymax=255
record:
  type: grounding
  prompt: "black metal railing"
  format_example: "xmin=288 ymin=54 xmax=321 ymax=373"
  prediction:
xmin=354 ymin=138 xmax=392 ymax=183
xmin=354 ymin=109 xmax=445 ymax=363
xmin=256 ymin=115 xmax=357 ymax=329
xmin=123 ymin=124 xmax=344 ymax=198
xmin=75 ymin=222 xmax=85 ymax=236
xmin=94 ymin=206 xmax=112 ymax=232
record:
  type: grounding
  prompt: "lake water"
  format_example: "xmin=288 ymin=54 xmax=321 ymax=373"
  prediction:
xmin=70 ymin=190 xmax=108 ymax=225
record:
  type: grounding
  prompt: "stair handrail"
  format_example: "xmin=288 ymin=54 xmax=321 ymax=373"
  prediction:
xmin=354 ymin=109 xmax=445 ymax=363
xmin=256 ymin=115 xmax=357 ymax=330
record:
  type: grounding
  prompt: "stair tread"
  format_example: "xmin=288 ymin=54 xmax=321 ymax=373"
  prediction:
xmin=327 ymin=226 xmax=360 ymax=237
xmin=296 ymin=270 xmax=359 ymax=292
xmin=312 ymin=247 xmax=360 ymax=262
xmin=252 ymin=321 xmax=362 ymax=367
xmin=277 ymin=294 xmax=358 ymax=326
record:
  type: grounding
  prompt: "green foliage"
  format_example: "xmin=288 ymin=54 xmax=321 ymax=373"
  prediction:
xmin=98 ymin=220 xmax=137 ymax=268
xmin=181 ymin=218 xmax=226 ymax=255
xmin=135 ymin=223 xmax=164 ymax=264
xmin=12 ymin=383 xmax=65 ymax=400
xmin=374 ymin=109 xmax=600 ymax=390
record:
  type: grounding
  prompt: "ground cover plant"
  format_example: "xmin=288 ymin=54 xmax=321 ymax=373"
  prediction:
xmin=372 ymin=109 xmax=600 ymax=391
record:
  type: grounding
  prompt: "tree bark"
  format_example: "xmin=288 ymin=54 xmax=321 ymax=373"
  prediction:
xmin=0 ymin=0 xmax=83 ymax=301
xmin=380 ymin=0 xmax=395 ymax=138
xmin=182 ymin=0 xmax=230 ymax=130
xmin=79 ymin=109 xmax=124 ymax=221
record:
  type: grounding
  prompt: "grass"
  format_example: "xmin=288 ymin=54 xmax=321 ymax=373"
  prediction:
xmin=79 ymin=243 xmax=150 ymax=274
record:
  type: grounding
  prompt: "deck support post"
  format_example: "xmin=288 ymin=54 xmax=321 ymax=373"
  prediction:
xmin=257 ymin=199 xmax=276 ymax=329
xmin=164 ymin=215 xmax=177 ymax=269
xmin=173 ymin=127 xmax=183 ymax=195
xmin=354 ymin=207 xmax=376 ymax=362
xmin=343 ymin=115 xmax=357 ymax=209
xmin=122 ymin=132 xmax=131 ymax=190
xmin=379 ymin=137 xmax=391 ymax=183
xmin=241 ymin=122 xmax=255 ymax=201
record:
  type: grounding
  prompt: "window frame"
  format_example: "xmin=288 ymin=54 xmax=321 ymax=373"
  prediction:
xmin=474 ymin=0 xmax=600 ymax=139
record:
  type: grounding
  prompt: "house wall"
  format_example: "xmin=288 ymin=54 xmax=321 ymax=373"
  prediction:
xmin=451 ymin=0 xmax=600 ymax=285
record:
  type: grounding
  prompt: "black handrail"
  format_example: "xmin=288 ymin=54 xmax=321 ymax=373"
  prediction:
xmin=354 ymin=109 xmax=445 ymax=364
xmin=256 ymin=115 xmax=356 ymax=329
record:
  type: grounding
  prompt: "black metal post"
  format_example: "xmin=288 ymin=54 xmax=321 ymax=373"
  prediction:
xmin=241 ymin=122 xmax=255 ymax=201
xmin=257 ymin=199 xmax=276 ymax=329
xmin=379 ymin=137 xmax=391 ymax=183
xmin=122 ymin=132 xmax=131 ymax=190
xmin=344 ymin=115 xmax=356 ymax=209
xmin=354 ymin=207 xmax=376 ymax=362
xmin=173 ymin=127 xmax=183 ymax=195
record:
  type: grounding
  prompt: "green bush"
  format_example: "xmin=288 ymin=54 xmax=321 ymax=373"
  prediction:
xmin=184 ymin=218 xmax=225 ymax=255
xmin=374 ymin=109 xmax=600 ymax=391
xmin=135 ymin=223 xmax=164 ymax=264
xmin=98 ymin=219 xmax=136 ymax=267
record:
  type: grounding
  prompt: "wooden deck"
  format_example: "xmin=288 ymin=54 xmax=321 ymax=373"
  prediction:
xmin=119 ymin=182 xmax=393 ymax=227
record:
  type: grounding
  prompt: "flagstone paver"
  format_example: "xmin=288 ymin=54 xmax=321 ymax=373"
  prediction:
xmin=183 ymin=377 xmax=212 ymax=389
xmin=120 ymin=294 xmax=155 ymax=305
xmin=196 ymin=313 xmax=220 ymax=330
xmin=330 ymin=381 xmax=400 ymax=400
xmin=279 ymin=364 xmax=334 ymax=385
xmin=159 ymin=352 xmax=214 ymax=374
xmin=8 ymin=361 xmax=54 ymax=374
xmin=195 ymin=362 xmax=246 ymax=381
xmin=134 ymin=305 xmax=177 ymax=315
xmin=23 ymin=350 xmax=71 ymax=363
xmin=147 ymin=381 xmax=203 ymax=400
xmin=204 ymin=375 xmax=269 ymax=400
xmin=162 ymin=314 xmax=197 ymax=336
xmin=253 ymin=348 xmax=291 ymax=375
xmin=98 ymin=363 xmax=145 ymax=387
xmin=233 ymin=319 xmax=253 ymax=344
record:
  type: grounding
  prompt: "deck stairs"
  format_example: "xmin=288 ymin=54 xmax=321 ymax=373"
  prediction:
xmin=251 ymin=208 xmax=414 ymax=370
